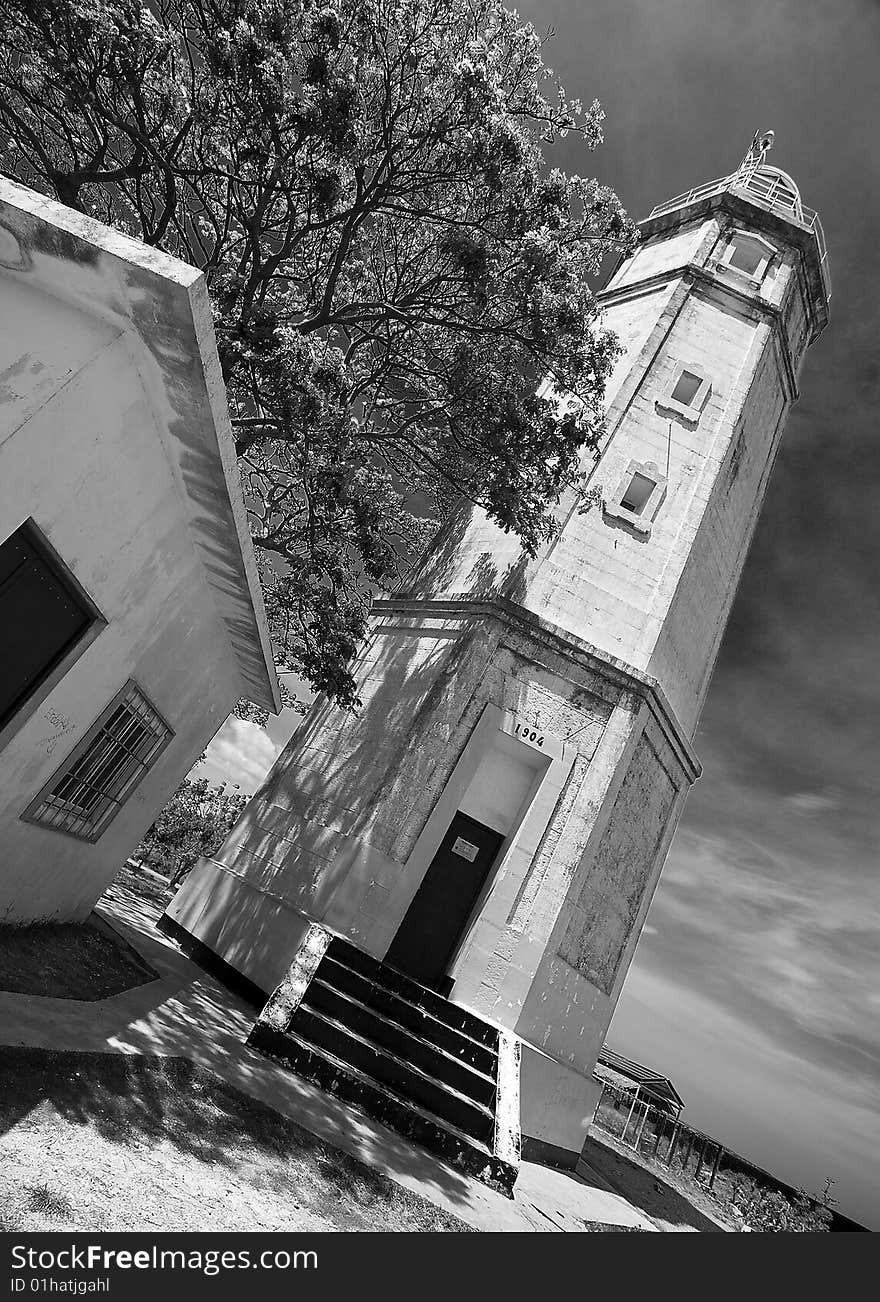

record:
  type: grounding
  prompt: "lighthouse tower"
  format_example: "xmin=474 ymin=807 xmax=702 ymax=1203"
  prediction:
xmin=164 ymin=137 xmax=830 ymax=1182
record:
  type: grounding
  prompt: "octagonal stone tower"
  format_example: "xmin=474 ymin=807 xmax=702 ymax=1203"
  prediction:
xmin=165 ymin=137 xmax=829 ymax=1165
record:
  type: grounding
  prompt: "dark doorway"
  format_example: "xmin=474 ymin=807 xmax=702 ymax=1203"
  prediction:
xmin=385 ymin=811 xmax=505 ymax=990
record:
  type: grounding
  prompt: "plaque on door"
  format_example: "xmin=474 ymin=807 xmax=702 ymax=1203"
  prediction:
xmin=451 ymin=837 xmax=479 ymax=862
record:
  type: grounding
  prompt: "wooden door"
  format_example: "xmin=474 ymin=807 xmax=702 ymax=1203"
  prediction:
xmin=385 ymin=811 xmax=504 ymax=989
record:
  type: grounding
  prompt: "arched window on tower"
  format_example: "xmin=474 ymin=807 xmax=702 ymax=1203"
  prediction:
xmin=716 ymin=229 xmax=778 ymax=288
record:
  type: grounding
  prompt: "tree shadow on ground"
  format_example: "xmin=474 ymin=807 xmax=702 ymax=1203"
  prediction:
xmin=0 ymin=1045 xmax=474 ymax=1232
xmin=0 ymin=875 xmax=480 ymax=1218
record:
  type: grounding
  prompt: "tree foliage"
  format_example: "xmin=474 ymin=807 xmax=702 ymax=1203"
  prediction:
xmin=733 ymin=1174 xmax=832 ymax=1233
xmin=0 ymin=0 xmax=634 ymax=705
xmin=133 ymin=774 xmax=248 ymax=885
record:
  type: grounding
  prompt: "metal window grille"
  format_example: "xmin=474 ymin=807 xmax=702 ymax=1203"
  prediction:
xmin=27 ymin=683 xmax=172 ymax=840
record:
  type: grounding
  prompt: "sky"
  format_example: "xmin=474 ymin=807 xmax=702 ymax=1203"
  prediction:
xmin=197 ymin=0 xmax=880 ymax=1226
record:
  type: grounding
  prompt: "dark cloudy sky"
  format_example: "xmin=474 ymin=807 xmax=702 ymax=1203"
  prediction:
xmin=200 ymin=0 xmax=880 ymax=1227
xmin=515 ymin=0 xmax=880 ymax=1228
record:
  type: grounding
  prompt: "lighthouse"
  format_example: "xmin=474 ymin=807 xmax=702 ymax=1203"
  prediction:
xmin=163 ymin=137 xmax=830 ymax=1187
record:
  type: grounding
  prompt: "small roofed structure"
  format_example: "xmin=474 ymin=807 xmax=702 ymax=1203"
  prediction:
xmin=594 ymin=1047 xmax=685 ymax=1119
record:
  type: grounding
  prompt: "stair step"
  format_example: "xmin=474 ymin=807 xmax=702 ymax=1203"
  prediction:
xmin=316 ymin=956 xmax=497 ymax=1076
xmin=289 ymin=1003 xmax=496 ymax=1143
xmin=249 ymin=1021 xmax=517 ymax=1196
xmin=326 ymin=938 xmax=498 ymax=1048
xmin=303 ymin=978 xmax=497 ymax=1107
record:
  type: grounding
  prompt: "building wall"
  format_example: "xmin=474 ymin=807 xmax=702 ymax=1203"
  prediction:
xmin=408 ymin=277 xmax=681 ymax=605
xmin=168 ymin=606 xmax=619 ymax=978
xmin=604 ymin=218 xmax=715 ymax=293
xmin=647 ymin=329 xmax=787 ymax=729
xmin=0 ymin=284 xmax=244 ymax=922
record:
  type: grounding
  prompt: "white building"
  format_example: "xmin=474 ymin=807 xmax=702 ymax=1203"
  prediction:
xmin=0 ymin=178 xmax=279 ymax=924
xmin=165 ymin=141 xmax=829 ymax=1190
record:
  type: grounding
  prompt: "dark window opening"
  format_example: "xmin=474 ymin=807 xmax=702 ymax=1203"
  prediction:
xmin=728 ymin=238 xmax=765 ymax=277
xmin=670 ymin=370 xmax=703 ymax=407
xmin=620 ymin=472 xmax=656 ymax=515
xmin=0 ymin=523 xmax=94 ymax=731
xmin=26 ymin=683 xmax=172 ymax=840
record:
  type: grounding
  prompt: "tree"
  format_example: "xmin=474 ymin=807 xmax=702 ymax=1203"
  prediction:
xmin=133 ymin=775 xmax=248 ymax=885
xmin=819 ymin=1176 xmax=839 ymax=1211
xmin=0 ymin=0 xmax=634 ymax=706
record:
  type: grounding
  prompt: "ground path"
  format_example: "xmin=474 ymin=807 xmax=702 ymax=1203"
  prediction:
xmin=0 ymin=877 xmax=657 ymax=1232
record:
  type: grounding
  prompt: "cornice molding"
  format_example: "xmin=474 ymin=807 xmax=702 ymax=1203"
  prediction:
xmin=599 ymin=263 xmax=800 ymax=403
xmin=372 ymin=595 xmax=702 ymax=783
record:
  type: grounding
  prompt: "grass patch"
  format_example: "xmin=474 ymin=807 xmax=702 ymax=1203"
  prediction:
xmin=0 ymin=917 xmax=158 ymax=999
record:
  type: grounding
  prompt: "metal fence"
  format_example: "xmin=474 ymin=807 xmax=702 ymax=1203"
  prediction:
xmin=592 ymin=1082 xmax=725 ymax=1189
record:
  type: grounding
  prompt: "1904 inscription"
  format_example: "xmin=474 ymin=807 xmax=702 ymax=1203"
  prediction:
xmin=513 ymin=721 xmax=544 ymax=747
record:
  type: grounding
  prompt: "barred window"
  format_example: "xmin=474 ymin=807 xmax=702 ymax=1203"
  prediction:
xmin=24 ymin=682 xmax=172 ymax=841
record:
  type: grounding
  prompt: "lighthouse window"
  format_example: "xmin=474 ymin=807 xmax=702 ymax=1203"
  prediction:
xmin=657 ymin=363 xmax=712 ymax=423
xmin=670 ymin=370 xmax=703 ymax=407
xmin=719 ymin=230 xmax=777 ymax=285
xmin=620 ymin=472 xmax=655 ymax=515
xmin=728 ymin=240 xmax=763 ymax=276
xmin=604 ymin=459 xmax=666 ymax=536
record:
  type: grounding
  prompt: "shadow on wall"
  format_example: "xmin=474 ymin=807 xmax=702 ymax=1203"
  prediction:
xmin=404 ymin=499 xmax=531 ymax=605
xmin=174 ymin=486 xmax=564 ymax=1000
xmin=230 ymin=505 xmax=537 ymax=875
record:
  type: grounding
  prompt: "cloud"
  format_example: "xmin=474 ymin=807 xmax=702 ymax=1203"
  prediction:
xmin=610 ymin=964 xmax=880 ymax=1222
xmin=617 ymin=757 xmax=880 ymax=1227
xmin=196 ymin=717 xmax=283 ymax=794
xmin=640 ymin=820 xmax=880 ymax=1061
xmin=784 ymin=792 xmax=839 ymax=814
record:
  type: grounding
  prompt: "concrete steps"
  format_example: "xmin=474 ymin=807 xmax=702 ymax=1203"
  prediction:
xmin=248 ymin=936 xmax=519 ymax=1195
